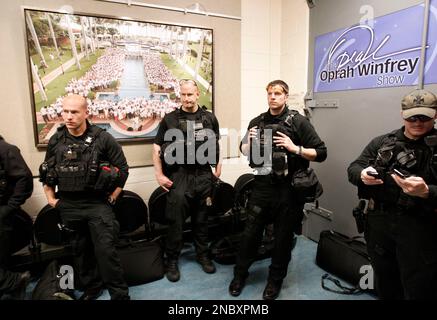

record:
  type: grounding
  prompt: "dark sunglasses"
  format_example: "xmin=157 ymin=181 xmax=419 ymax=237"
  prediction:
xmin=179 ymin=79 xmax=198 ymax=87
xmin=405 ymin=115 xmax=434 ymax=122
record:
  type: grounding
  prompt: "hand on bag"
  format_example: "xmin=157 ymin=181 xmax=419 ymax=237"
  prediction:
xmin=157 ymin=174 xmax=173 ymax=192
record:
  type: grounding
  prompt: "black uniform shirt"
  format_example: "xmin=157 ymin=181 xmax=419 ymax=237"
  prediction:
xmin=45 ymin=123 xmax=129 ymax=188
xmin=154 ymin=107 xmax=220 ymax=169
xmin=241 ymin=106 xmax=327 ymax=172
xmin=154 ymin=107 xmax=220 ymax=146
xmin=348 ymin=127 xmax=437 ymax=208
xmin=0 ymin=136 xmax=33 ymax=209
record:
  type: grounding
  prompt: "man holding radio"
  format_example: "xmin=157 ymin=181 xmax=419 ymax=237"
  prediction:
xmin=229 ymin=80 xmax=327 ymax=300
xmin=348 ymin=89 xmax=437 ymax=299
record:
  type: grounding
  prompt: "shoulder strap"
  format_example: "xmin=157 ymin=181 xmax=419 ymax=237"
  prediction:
xmin=379 ymin=131 xmax=398 ymax=151
xmin=84 ymin=125 xmax=104 ymax=148
xmin=321 ymin=273 xmax=364 ymax=295
xmin=283 ymin=109 xmax=299 ymax=128
xmin=259 ymin=114 xmax=266 ymax=130
xmin=199 ymin=107 xmax=211 ymax=127
xmin=54 ymin=125 xmax=67 ymax=144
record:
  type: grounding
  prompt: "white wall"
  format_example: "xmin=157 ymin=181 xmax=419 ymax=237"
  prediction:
xmin=241 ymin=0 xmax=309 ymax=132
xmin=241 ymin=0 xmax=281 ymax=132
xmin=281 ymin=0 xmax=309 ymax=112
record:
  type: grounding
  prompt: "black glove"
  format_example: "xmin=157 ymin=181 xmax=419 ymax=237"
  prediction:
xmin=0 ymin=205 xmax=14 ymax=220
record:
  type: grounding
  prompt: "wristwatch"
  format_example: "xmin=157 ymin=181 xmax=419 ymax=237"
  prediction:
xmin=296 ymin=146 xmax=302 ymax=156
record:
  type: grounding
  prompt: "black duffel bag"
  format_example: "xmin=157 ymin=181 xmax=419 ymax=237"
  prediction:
xmin=316 ymin=230 xmax=374 ymax=294
xmin=291 ymin=168 xmax=323 ymax=203
xmin=117 ymin=238 xmax=164 ymax=286
xmin=32 ymin=260 xmax=76 ymax=300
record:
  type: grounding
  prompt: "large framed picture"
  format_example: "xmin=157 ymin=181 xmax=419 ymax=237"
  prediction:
xmin=24 ymin=8 xmax=214 ymax=147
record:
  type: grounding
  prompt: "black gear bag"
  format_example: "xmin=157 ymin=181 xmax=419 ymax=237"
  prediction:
xmin=291 ymin=167 xmax=323 ymax=203
xmin=316 ymin=230 xmax=375 ymax=295
xmin=116 ymin=237 xmax=164 ymax=286
xmin=32 ymin=260 xmax=76 ymax=300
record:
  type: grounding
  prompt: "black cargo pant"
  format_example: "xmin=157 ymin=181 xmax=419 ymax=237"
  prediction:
xmin=234 ymin=176 xmax=304 ymax=282
xmin=365 ymin=206 xmax=437 ymax=299
xmin=0 ymin=209 xmax=21 ymax=296
xmin=164 ymin=166 xmax=213 ymax=260
xmin=56 ymin=197 xmax=129 ymax=300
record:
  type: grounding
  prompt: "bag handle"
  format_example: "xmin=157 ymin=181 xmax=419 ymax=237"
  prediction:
xmin=329 ymin=230 xmax=365 ymax=244
xmin=321 ymin=273 xmax=363 ymax=295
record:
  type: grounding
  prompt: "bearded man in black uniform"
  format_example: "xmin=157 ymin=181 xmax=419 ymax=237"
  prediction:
xmin=153 ymin=79 xmax=221 ymax=282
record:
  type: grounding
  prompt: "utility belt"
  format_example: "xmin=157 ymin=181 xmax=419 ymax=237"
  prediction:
xmin=368 ymin=198 xmax=416 ymax=214
xmin=40 ymin=160 xmax=120 ymax=193
xmin=172 ymin=164 xmax=212 ymax=177
xmin=57 ymin=190 xmax=107 ymax=201
xmin=352 ymin=198 xmax=394 ymax=234
xmin=367 ymin=199 xmax=391 ymax=211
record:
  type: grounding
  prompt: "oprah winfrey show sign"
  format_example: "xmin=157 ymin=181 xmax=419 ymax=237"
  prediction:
xmin=313 ymin=0 xmax=437 ymax=92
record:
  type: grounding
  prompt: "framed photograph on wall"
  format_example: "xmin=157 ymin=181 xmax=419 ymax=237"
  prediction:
xmin=24 ymin=8 xmax=214 ymax=147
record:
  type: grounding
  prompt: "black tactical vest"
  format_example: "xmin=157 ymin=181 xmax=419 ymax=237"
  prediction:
xmin=361 ymin=130 xmax=437 ymax=209
xmin=50 ymin=125 xmax=103 ymax=192
xmin=249 ymin=109 xmax=299 ymax=174
xmin=162 ymin=107 xmax=219 ymax=167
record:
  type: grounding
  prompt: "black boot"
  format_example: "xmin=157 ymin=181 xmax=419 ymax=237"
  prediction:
xmin=166 ymin=259 xmax=180 ymax=282
xmin=262 ymin=279 xmax=282 ymax=300
xmin=196 ymin=256 xmax=216 ymax=274
xmin=228 ymin=276 xmax=246 ymax=297
xmin=79 ymin=286 xmax=104 ymax=300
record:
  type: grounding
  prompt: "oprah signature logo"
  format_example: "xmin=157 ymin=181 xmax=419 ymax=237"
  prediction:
xmin=327 ymin=25 xmax=423 ymax=71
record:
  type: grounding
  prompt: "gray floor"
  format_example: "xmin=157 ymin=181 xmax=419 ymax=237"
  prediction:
xmin=92 ymin=235 xmax=376 ymax=300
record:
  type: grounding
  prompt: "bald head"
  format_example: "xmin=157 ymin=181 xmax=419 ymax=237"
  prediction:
xmin=62 ymin=94 xmax=88 ymax=110
xmin=62 ymin=94 xmax=89 ymax=136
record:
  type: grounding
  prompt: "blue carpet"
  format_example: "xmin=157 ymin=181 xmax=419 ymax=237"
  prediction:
xmin=95 ymin=235 xmax=376 ymax=300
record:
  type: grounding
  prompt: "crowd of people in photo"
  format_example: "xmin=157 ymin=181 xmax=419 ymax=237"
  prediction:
xmin=142 ymin=53 xmax=181 ymax=97
xmin=39 ymin=48 xmax=184 ymax=128
xmin=88 ymin=97 xmax=179 ymax=122
xmin=65 ymin=48 xmax=126 ymax=97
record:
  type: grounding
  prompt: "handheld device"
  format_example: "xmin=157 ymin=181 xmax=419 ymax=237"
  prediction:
xmin=393 ymin=168 xmax=409 ymax=179
xmin=366 ymin=171 xmax=380 ymax=179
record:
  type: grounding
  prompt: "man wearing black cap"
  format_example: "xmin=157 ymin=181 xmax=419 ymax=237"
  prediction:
xmin=348 ymin=89 xmax=437 ymax=299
